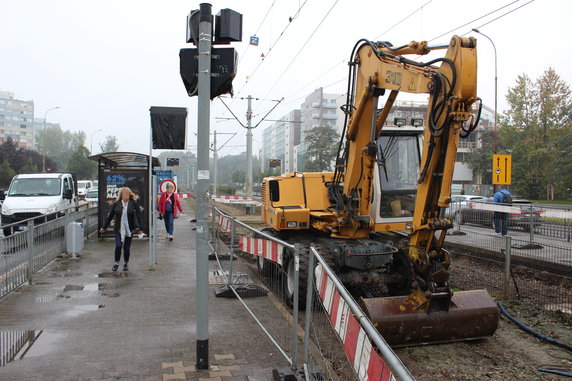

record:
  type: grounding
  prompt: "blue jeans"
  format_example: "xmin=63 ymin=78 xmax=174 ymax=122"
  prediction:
xmin=493 ymin=212 xmax=508 ymax=236
xmin=164 ymin=211 xmax=174 ymax=235
xmin=114 ymin=232 xmax=132 ymax=263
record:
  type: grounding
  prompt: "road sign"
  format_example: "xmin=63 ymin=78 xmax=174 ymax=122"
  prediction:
xmin=269 ymin=159 xmax=281 ymax=168
xmin=166 ymin=157 xmax=180 ymax=167
xmin=492 ymin=154 xmax=512 ymax=185
xmin=159 ymin=179 xmax=177 ymax=193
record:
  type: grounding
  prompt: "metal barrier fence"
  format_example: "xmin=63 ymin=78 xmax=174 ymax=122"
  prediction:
xmin=209 ymin=204 xmax=415 ymax=380
xmin=0 ymin=206 xmax=98 ymax=299
xmin=444 ymin=200 xmax=572 ymax=310
xmin=209 ymin=205 xmax=302 ymax=370
xmin=303 ymin=246 xmax=414 ymax=381
xmin=447 ymin=199 xmax=572 ymax=242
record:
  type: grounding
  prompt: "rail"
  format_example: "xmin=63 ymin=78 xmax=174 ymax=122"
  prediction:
xmin=1 ymin=206 xmax=98 ymax=299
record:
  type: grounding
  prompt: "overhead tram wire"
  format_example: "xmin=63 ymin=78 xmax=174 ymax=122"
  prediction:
xmin=373 ymin=0 xmax=434 ymax=40
xmin=262 ymin=0 xmax=341 ymax=100
xmin=238 ymin=0 xmax=280 ymax=64
xmin=258 ymin=0 xmax=436 ymax=112
xmin=234 ymin=0 xmax=311 ymax=98
xmin=465 ymin=0 xmax=536 ymax=32
xmin=425 ymin=0 xmax=521 ymax=42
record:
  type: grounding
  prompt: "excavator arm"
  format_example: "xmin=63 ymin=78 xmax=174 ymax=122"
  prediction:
xmin=332 ymin=36 xmax=498 ymax=345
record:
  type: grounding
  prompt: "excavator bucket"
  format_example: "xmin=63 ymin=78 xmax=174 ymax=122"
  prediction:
xmin=359 ymin=289 xmax=499 ymax=347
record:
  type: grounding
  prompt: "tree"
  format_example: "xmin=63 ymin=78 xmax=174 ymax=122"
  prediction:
xmin=232 ymin=170 xmax=246 ymax=186
xmin=304 ymin=125 xmax=339 ymax=172
xmin=499 ymin=68 xmax=572 ymax=199
xmin=99 ymin=135 xmax=119 ymax=153
xmin=20 ymin=157 xmax=37 ymax=174
xmin=35 ymin=126 xmax=86 ymax=170
xmin=465 ymin=129 xmax=495 ymax=185
xmin=0 ymin=160 xmax=16 ymax=187
xmin=66 ymin=145 xmax=97 ymax=179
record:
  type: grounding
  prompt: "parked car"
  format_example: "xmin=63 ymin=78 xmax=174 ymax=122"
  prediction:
xmin=459 ymin=197 xmax=542 ymax=231
xmin=85 ymin=188 xmax=98 ymax=204
xmin=1 ymin=173 xmax=79 ymax=236
xmin=444 ymin=195 xmax=485 ymax=219
xmin=77 ymin=180 xmax=94 ymax=200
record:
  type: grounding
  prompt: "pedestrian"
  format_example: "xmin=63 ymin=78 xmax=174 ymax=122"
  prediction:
xmin=158 ymin=183 xmax=183 ymax=241
xmin=99 ymin=187 xmax=141 ymax=272
xmin=493 ymin=187 xmax=512 ymax=236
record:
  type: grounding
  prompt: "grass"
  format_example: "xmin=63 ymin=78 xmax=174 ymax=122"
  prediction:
xmin=531 ymin=199 xmax=572 ymax=205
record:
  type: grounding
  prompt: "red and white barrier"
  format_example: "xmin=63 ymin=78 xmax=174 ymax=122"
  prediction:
xmin=217 ymin=214 xmax=233 ymax=233
xmin=179 ymin=193 xmax=192 ymax=199
xmin=238 ymin=236 xmax=284 ymax=266
xmin=213 ymin=195 xmax=259 ymax=201
xmin=212 ymin=195 xmax=260 ymax=205
xmin=315 ymin=263 xmax=396 ymax=381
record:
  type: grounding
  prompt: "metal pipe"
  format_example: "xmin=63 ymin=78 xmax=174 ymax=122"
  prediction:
xmin=149 ymin=119 xmax=155 ymax=270
xmin=42 ymin=106 xmax=60 ymax=172
xmin=503 ymin=235 xmax=512 ymax=300
xmin=229 ymin=217 xmax=235 ymax=286
xmin=26 ymin=220 xmax=34 ymax=284
xmin=303 ymin=248 xmax=316 ymax=364
xmin=309 ymin=246 xmax=415 ymax=381
xmin=290 ymin=244 xmax=300 ymax=370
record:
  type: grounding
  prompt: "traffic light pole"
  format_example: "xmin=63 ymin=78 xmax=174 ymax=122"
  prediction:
xmin=195 ymin=2 xmax=211 ymax=370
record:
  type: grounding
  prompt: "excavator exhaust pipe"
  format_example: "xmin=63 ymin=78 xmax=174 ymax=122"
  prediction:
xmin=359 ymin=289 xmax=499 ymax=347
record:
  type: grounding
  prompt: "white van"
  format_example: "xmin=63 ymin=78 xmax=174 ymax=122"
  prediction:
xmin=1 ymin=173 xmax=78 ymax=235
xmin=77 ymin=180 xmax=94 ymax=200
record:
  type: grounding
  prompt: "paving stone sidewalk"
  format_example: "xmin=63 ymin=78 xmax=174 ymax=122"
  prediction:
xmin=0 ymin=201 xmax=289 ymax=380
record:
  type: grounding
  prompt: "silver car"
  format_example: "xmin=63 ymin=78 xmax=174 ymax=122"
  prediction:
xmin=444 ymin=195 xmax=485 ymax=219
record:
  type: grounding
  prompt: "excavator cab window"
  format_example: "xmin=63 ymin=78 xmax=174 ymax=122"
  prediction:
xmin=269 ymin=180 xmax=280 ymax=202
xmin=376 ymin=133 xmax=421 ymax=218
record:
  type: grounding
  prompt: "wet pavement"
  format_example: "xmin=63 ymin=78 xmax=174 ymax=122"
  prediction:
xmin=0 ymin=200 xmax=289 ymax=380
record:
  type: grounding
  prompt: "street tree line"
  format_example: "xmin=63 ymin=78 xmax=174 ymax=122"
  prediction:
xmin=467 ymin=68 xmax=572 ymax=200
xmin=0 ymin=127 xmax=120 ymax=187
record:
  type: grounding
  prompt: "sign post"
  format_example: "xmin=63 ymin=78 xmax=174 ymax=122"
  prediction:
xmin=492 ymin=154 xmax=512 ymax=185
xmin=195 ymin=3 xmax=212 ymax=370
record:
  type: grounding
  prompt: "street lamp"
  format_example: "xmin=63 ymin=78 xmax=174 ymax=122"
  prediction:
xmin=42 ymin=106 xmax=60 ymax=172
xmin=90 ymin=129 xmax=103 ymax=153
xmin=472 ymin=28 xmax=498 ymax=154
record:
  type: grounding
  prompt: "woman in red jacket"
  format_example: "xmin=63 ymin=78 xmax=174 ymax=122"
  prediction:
xmin=158 ymin=183 xmax=183 ymax=241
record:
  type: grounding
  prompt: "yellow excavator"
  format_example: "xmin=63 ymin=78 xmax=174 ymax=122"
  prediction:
xmin=260 ymin=35 xmax=499 ymax=346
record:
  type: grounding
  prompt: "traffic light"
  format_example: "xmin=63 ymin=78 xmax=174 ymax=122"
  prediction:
xmin=179 ymin=47 xmax=238 ymax=99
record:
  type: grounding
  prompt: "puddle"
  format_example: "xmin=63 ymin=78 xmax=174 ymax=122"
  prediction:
xmin=62 ymin=285 xmax=84 ymax=292
xmin=0 ymin=330 xmax=65 ymax=367
xmin=83 ymin=283 xmax=104 ymax=291
xmin=97 ymin=272 xmax=128 ymax=278
xmin=63 ymin=304 xmax=105 ymax=318
xmin=34 ymin=294 xmax=57 ymax=303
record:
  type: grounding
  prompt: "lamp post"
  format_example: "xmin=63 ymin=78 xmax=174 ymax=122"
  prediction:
xmin=42 ymin=106 xmax=60 ymax=172
xmin=90 ymin=129 xmax=103 ymax=153
xmin=472 ymin=28 xmax=497 ymax=154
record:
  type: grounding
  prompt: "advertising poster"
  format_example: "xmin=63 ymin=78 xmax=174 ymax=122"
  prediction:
xmin=99 ymin=169 xmax=149 ymax=234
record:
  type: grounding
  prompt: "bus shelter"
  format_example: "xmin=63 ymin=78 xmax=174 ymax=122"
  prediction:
xmin=89 ymin=152 xmax=160 ymax=236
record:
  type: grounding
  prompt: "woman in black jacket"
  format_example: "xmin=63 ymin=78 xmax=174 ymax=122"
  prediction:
xmin=100 ymin=187 xmax=141 ymax=272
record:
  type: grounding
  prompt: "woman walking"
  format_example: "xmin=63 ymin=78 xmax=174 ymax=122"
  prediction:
xmin=158 ymin=183 xmax=183 ymax=241
xmin=100 ymin=187 xmax=141 ymax=272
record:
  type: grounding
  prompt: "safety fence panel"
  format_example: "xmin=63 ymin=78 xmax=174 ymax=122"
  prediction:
xmin=238 ymin=236 xmax=284 ymax=266
xmin=209 ymin=205 xmax=301 ymax=371
xmin=0 ymin=207 xmax=98 ymax=299
xmin=444 ymin=200 xmax=572 ymax=311
xmin=304 ymin=246 xmax=414 ymax=381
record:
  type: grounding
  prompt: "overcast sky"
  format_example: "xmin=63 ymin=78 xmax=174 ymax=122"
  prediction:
xmin=1 ymin=0 xmax=570 ymax=157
